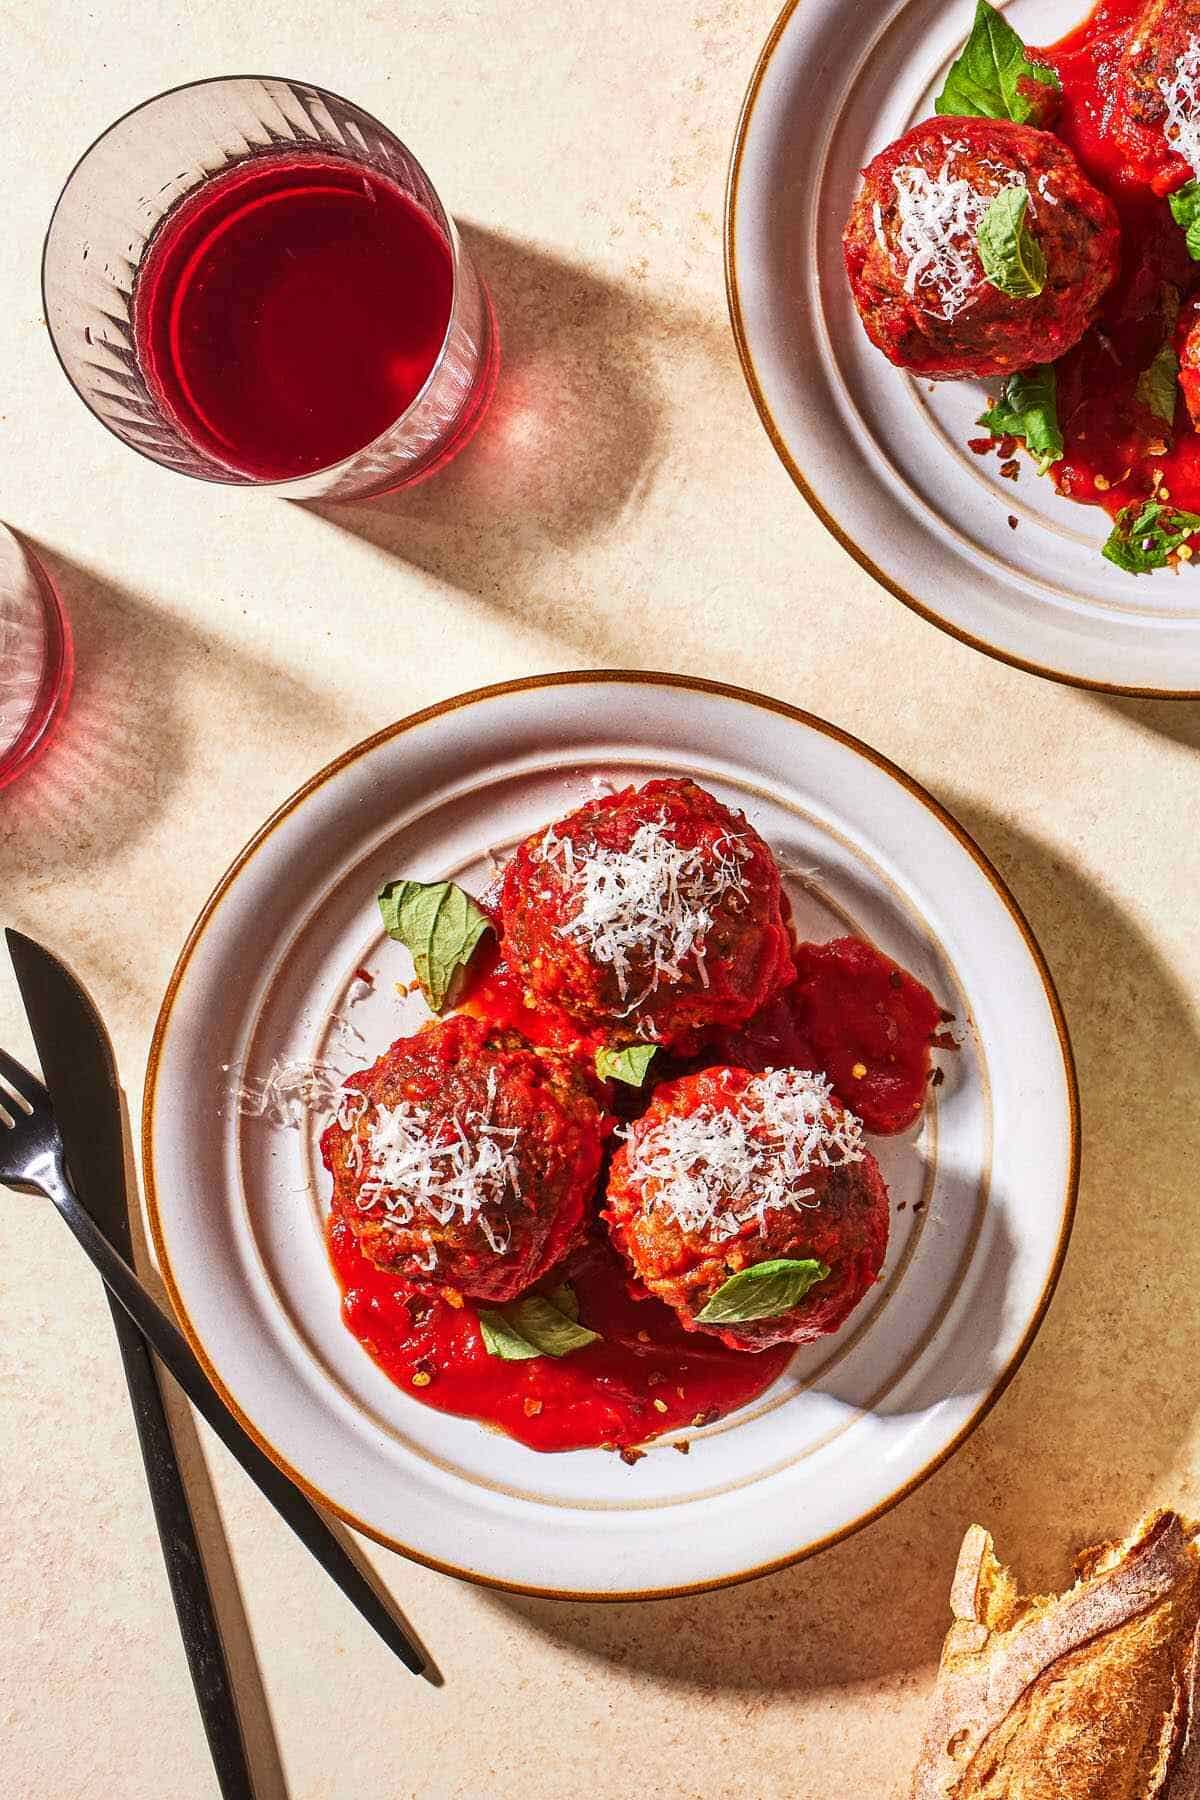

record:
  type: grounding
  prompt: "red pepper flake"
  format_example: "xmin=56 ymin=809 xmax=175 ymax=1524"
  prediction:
xmin=967 ymin=435 xmax=995 ymax=455
xmin=691 ymin=1409 xmax=718 ymax=1428
xmin=913 ymin=1201 xmax=926 ymax=1215
xmin=930 ymin=1066 xmax=945 ymax=1088
xmin=1007 ymin=515 xmax=1019 ymax=531
xmin=999 ymin=458 xmax=1020 ymax=481
xmin=998 ymin=436 xmax=1018 ymax=458
xmin=523 ymin=1397 xmax=543 ymax=1418
xmin=674 ymin=1439 xmax=691 ymax=1455
xmin=353 ymin=966 xmax=374 ymax=987
xmin=897 ymin=1200 xmax=908 ymax=1211
xmin=619 ymin=1446 xmax=645 ymax=1466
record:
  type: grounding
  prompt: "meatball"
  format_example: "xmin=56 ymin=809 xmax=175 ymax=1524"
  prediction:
xmin=603 ymin=1066 xmax=889 ymax=1351
xmin=1179 ymin=291 xmax=1200 ymax=426
xmin=320 ymin=1015 xmax=606 ymax=1302
xmin=843 ymin=117 xmax=1119 ymax=378
xmin=1112 ymin=1 xmax=1200 ymax=194
xmin=499 ymin=778 xmax=794 ymax=1051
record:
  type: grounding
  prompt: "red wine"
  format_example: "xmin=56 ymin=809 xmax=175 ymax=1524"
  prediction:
xmin=134 ymin=154 xmax=454 ymax=481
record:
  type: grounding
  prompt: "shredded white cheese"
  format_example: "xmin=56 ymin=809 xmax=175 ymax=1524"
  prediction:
xmin=236 ymin=1058 xmax=349 ymax=1129
xmin=891 ymin=142 xmax=990 ymax=321
xmin=349 ymin=1065 xmax=520 ymax=1253
xmin=621 ymin=1068 xmax=865 ymax=1243
xmin=1160 ymin=36 xmax=1200 ymax=177
xmin=536 ymin=812 xmax=752 ymax=1010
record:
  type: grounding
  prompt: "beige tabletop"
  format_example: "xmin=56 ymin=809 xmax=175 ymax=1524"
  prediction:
xmin=2 ymin=1 xmax=1199 ymax=1795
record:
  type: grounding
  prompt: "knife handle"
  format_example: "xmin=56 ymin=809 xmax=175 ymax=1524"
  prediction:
xmin=45 ymin=1170 xmax=425 ymax=1675
xmin=107 ymin=1292 xmax=256 ymax=1800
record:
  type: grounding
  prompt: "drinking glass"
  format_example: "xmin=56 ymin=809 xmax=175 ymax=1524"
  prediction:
xmin=43 ymin=77 xmax=497 ymax=500
xmin=0 ymin=529 xmax=73 ymax=791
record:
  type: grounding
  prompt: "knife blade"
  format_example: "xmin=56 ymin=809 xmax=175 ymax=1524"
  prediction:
xmin=6 ymin=929 xmax=426 ymax=1680
xmin=7 ymin=929 xmax=257 ymax=1800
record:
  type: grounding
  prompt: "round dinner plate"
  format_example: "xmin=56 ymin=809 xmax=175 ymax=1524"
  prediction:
xmin=144 ymin=673 xmax=1078 ymax=1598
xmin=726 ymin=0 xmax=1200 ymax=696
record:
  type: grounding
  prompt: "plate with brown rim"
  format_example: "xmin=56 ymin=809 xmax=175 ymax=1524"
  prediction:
xmin=726 ymin=0 xmax=1200 ymax=695
xmin=143 ymin=672 xmax=1077 ymax=1598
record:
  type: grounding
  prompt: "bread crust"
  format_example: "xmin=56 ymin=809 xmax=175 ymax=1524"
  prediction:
xmin=912 ymin=1512 xmax=1200 ymax=1799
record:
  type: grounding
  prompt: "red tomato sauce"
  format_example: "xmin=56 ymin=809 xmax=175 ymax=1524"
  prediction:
xmin=1008 ymin=3 xmax=1200 ymax=523
xmin=328 ymin=932 xmax=946 ymax=1454
xmin=330 ymin=1215 xmax=793 ymax=1454
xmin=703 ymin=937 xmax=951 ymax=1136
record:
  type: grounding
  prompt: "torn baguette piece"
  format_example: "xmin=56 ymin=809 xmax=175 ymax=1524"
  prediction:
xmin=912 ymin=1510 xmax=1200 ymax=1798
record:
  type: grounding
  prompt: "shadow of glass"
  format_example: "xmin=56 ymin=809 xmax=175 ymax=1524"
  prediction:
xmin=480 ymin=796 xmax=1199 ymax=1695
xmin=302 ymin=223 xmax=667 ymax=650
xmin=0 ymin=544 xmax=339 ymax=895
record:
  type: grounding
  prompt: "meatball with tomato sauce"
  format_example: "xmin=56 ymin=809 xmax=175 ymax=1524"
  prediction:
xmin=603 ymin=1066 xmax=889 ymax=1352
xmin=843 ymin=117 xmax=1119 ymax=378
xmin=1112 ymin=0 xmax=1200 ymax=194
xmin=1178 ymin=290 xmax=1200 ymax=424
xmin=321 ymin=1016 xmax=607 ymax=1302
xmin=499 ymin=779 xmax=794 ymax=1051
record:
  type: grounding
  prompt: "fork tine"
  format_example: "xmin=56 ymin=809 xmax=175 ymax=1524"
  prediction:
xmin=0 ymin=1046 xmax=48 ymax=1111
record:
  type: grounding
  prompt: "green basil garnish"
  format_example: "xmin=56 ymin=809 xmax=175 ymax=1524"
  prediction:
xmin=377 ymin=878 xmax=493 ymax=1013
xmin=1169 ymin=181 xmax=1200 ymax=260
xmin=695 ymin=1258 xmax=831 ymax=1327
xmin=595 ymin=1043 xmax=658 ymax=1087
xmin=1135 ymin=345 xmax=1180 ymax=428
xmin=1102 ymin=501 xmax=1200 ymax=574
xmin=478 ymin=1286 xmax=599 ymax=1361
xmin=934 ymin=0 xmax=1061 ymax=124
xmin=978 ymin=365 xmax=1063 ymax=474
xmin=1134 ymin=287 xmax=1181 ymax=428
xmin=978 ymin=188 xmax=1046 ymax=299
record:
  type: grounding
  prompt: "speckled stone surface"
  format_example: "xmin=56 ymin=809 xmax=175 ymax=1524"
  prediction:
xmin=2 ymin=3 xmax=1199 ymax=1796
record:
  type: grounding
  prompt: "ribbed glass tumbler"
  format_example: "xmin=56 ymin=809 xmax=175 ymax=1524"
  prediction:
xmin=43 ymin=78 xmax=496 ymax=500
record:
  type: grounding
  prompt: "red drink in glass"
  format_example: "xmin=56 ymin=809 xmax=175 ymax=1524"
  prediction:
xmin=44 ymin=79 xmax=495 ymax=500
xmin=134 ymin=156 xmax=455 ymax=481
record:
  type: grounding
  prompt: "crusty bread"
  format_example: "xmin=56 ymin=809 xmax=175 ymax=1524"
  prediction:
xmin=912 ymin=1511 xmax=1200 ymax=1798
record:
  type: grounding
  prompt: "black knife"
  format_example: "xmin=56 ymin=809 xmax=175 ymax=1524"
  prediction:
xmin=7 ymin=929 xmax=256 ymax=1800
xmin=6 ymin=931 xmax=425 ymax=1681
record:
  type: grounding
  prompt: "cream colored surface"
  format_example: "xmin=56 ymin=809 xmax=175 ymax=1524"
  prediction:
xmin=0 ymin=1 xmax=1197 ymax=1795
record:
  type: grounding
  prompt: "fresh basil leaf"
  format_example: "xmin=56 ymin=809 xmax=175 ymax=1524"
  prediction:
xmin=478 ymin=1309 xmax=542 ymax=1361
xmin=478 ymin=1286 xmax=599 ymax=1361
xmin=978 ymin=187 xmax=1046 ymax=299
xmin=1135 ymin=345 xmax=1180 ymax=426
xmin=978 ymin=365 xmax=1063 ymax=473
xmin=935 ymin=0 xmax=1061 ymax=124
xmin=1134 ymin=287 xmax=1181 ymax=427
xmin=546 ymin=1282 xmax=580 ymax=1323
xmin=1169 ymin=180 xmax=1200 ymax=260
xmin=510 ymin=1293 xmax=599 ymax=1355
xmin=1102 ymin=500 xmax=1200 ymax=574
xmin=695 ymin=1258 xmax=831 ymax=1326
xmin=377 ymin=878 xmax=493 ymax=1013
xmin=595 ymin=1042 xmax=658 ymax=1087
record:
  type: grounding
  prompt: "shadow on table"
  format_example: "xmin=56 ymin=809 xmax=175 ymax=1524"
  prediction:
xmin=0 ymin=543 xmax=328 ymax=892
xmin=482 ymin=796 xmax=1200 ymax=1692
xmin=301 ymin=223 xmax=669 ymax=655
xmin=1089 ymin=691 xmax=1200 ymax=754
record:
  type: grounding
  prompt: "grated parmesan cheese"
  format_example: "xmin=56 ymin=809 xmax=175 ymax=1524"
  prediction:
xmin=236 ymin=1058 xmax=349 ymax=1129
xmin=536 ymin=813 xmax=752 ymax=1010
xmin=350 ymin=1065 xmax=520 ymax=1252
xmin=891 ymin=143 xmax=990 ymax=321
xmin=1160 ymin=36 xmax=1200 ymax=177
xmin=622 ymin=1068 xmax=865 ymax=1243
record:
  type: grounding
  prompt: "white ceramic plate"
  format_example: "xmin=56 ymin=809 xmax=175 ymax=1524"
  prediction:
xmin=726 ymin=0 xmax=1200 ymax=695
xmin=144 ymin=673 xmax=1078 ymax=1598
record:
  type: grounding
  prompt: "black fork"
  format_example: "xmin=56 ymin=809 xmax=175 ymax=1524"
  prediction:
xmin=0 ymin=1045 xmax=425 ymax=1676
